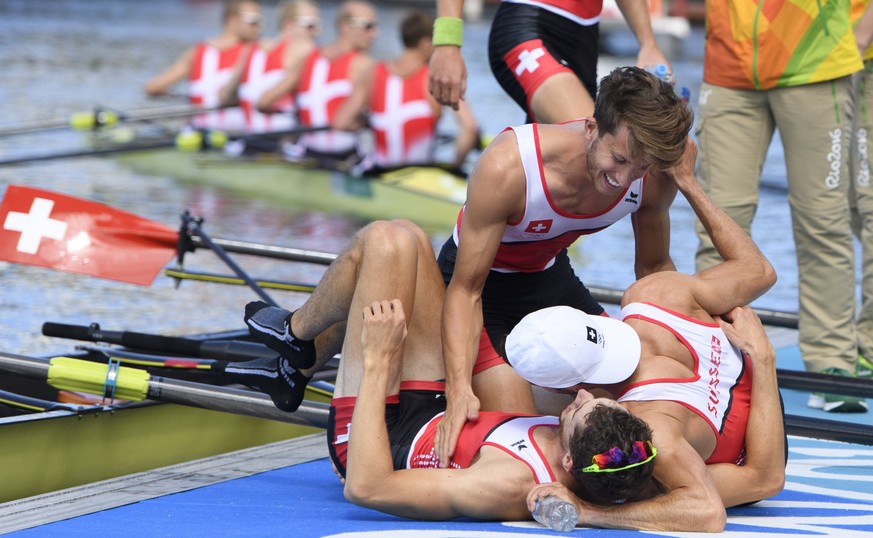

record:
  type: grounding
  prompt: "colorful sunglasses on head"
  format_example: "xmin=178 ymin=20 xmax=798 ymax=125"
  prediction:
xmin=578 ymin=440 xmax=657 ymax=473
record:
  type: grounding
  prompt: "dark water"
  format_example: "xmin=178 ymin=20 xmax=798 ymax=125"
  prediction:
xmin=0 ymin=0 xmax=852 ymax=356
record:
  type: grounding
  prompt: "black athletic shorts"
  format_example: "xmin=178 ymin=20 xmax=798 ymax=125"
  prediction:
xmin=437 ymin=236 xmax=604 ymax=361
xmin=488 ymin=2 xmax=600 ymax=122
xmin=328 ymin=385 xmax=446 ymax=478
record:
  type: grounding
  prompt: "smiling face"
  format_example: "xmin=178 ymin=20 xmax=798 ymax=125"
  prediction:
xmin=585 ymin=122 xmax=652 ymax=195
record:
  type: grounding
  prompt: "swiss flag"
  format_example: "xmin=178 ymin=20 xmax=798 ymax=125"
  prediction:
xmin=524 ymin=219 xmax=553 ymax=234
xmin=0 ymin=185 xmax=177 ymax=286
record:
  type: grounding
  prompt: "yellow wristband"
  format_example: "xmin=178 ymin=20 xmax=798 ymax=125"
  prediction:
xmin=433 ymin=17 xmax=463 ymax=47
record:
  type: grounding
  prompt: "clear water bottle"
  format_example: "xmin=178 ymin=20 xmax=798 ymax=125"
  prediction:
xmin=646 ymin=63 xmax=690 ymax=103
xmin=648 ymin=63 xmax=673 ymax=84
xmin=532 ymin=495 xmax=579 ymax=532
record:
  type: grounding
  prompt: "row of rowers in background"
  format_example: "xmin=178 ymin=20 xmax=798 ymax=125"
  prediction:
xmin=144 ymin=0 xmax=480 ymax=171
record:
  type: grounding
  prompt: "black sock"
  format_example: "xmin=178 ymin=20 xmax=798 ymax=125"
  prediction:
xmin=214 ymin=356 xmax=311 ymax=412
xmin=244 ymin=301 xmax=316 ymax=369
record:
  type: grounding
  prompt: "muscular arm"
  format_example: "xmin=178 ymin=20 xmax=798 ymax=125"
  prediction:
xmin=435 ymin=132 xmax=524 ymax=466
xmin=343 ymin=300 xmax=531 ymax=521
xmin=667 ymin=139 xmax=776 ymax=314
xmin=257 ymin=40 xmax=314 ymax=113
xmin=429 ymin=0 xmax=467 ymax=110
xmin=333 ymin=55 xmax=375 ymax=131
xmin=614 ymin=0 xmax=670 ymax=74
xmin=631 ymin=169 xmax=677 ymax=278
xmin=708 ymin=307 xmax=786 ymax=507
xmin=591 ymin=426 xmax=726 ymax=532
xmin=448 ymin=98 xmax=479 ymax=169
xmin=145 ymin=46 xmax=195 ymax=96
xmin=218 ymin=45 xmax=252 ymax=106
xmin=527 ymin=416 xmax=727 ymax=532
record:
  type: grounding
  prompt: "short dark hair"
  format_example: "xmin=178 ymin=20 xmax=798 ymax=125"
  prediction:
xmin=570 ymin=404 xmax=656 ymax=504
xmin=593 ymin=66 xmax=692 ymax=170
xmin=223 ymin=0 xmax=260 ymax=22
xmin=401 ymin=10 xmax=435 ymax=49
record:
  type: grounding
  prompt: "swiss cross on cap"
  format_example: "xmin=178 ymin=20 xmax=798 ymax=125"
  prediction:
xmin=587 ymin=326 xmax=600 ymax=345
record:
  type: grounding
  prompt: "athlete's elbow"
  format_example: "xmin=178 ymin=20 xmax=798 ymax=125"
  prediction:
xmin=256 ymin=96 xmax=275 ymax=114
xmin=756 ymin=255 xmax=777 ymax=289
xmin=343 ymin=478 xmax=371 ymax=506
xmin=144 ymin=82 xmax=164 ymax=97
xmin=750 ymin=466 xmax=786 ymax=502
xmin=696 ymin=502 xmax=727 ymax=532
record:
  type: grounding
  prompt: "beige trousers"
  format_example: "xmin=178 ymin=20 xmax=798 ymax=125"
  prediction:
xmin=695 ymin=77 xmax=858 ymax=373
xmin=851 ymin=63 xmax=873 ymax=362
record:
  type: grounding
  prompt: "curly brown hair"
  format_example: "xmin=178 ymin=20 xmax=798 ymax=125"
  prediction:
xmin=570 ymin=403 xmax=656 ymax=505
xmin=593 ymin=66 xmax=692 ymax=170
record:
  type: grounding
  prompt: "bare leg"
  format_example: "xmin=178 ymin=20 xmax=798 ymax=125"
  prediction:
xmin=529 ymin=72 xmax=595 ymax=124
xmin=332 ymin=220 xmax=445 ymax=398
xmin=221 ymin=220 xmax=445 ymax=410
xmin=473 ymin=363 xmax=537 ymax=414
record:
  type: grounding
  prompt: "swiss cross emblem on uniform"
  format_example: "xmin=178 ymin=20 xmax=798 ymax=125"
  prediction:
xmin=524 ymin=219 xmax=552 ymax=234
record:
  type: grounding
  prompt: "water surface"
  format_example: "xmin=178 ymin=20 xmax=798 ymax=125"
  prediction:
xmin=0 ymin=0 xmax=848 ymax=357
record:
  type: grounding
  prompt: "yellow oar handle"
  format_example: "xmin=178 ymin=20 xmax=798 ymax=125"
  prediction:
xmin=69 ymin=110 xmax=120 ymax=131
xmin=47 ymin=357 xmax=150 ymax=401
xmin=175 ymin=129 xmax=228 ymax=152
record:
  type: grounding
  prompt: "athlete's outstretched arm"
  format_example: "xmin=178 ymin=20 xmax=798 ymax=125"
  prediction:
xmin=666 ymin=139 xmax=776 ymax=313
xmin=343 ymin=300 xmax=532 ymax=521
xmin=145 ymin=46 xmax=195 ymax=96
xmin=429 ymin=0 xmax=467 ymax=110
xmin=708 ymin=306 xmax=785 ymax=506
xmin=436 ymin=131 xmax=526 ymax=467
xmin=615 ymin=0 xmax=671 ymax=75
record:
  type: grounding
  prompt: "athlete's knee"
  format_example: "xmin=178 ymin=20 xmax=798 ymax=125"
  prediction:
xmin=359 ymin=220 xmax=420 ymax=261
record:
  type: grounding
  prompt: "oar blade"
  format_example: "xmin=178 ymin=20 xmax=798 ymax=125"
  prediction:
xmin=0 ymin=185 xmax=177 ymax=285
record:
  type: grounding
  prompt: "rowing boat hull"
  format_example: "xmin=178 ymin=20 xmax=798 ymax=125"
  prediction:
xmin=116 ymin=149 xmax=467 ymax=233
xmin=0 ymin=395 xmax=324 ymax=503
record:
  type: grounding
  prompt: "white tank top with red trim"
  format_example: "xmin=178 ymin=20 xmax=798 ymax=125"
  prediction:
xmin=616 ymin=302 xmax=751 ymax=464
xmin=453 ymin=122 xmax=645 ymax=273
xmin=408 ymin=413 xmax=558 ymax=484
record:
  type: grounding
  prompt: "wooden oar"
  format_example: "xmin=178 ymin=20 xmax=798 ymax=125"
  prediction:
xmin=42 ymin=321 xmax=274 ymax=362
xmin=0 ymin=104 xmax=231 ymax=138
xmin=71 ymin=344 xmax=340 ymax=384
xmin=0 ymin=125 xmax=330 ymax=166
xmin=0 ymin=388 xmax=93 ymax=413
xmin=784 ymin=414 xmax=873 ymax=446
xmin=5 ymin=351 xmax=870 ymax=444
xmin=175 ymin=239 xmax=805 ymax=330
xmin=179 ymin=210 xmax=278 ymax=307
xmin=165 ymin=268 xmax=317 ymax=293
xmin=0 ymin=351 xmax=329 ymax=427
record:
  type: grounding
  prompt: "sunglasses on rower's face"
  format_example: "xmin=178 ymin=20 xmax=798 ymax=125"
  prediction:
xmin=295 ymin=15 xmax=322 ymax=30
xmin=345 ymin=17 xmax=378 ymax=31
xmin=238 ymin=11 xmax=263 ymax=25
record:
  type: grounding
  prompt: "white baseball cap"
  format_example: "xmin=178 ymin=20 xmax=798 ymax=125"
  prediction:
xmin=505 ymin=306 xmax=641 ymax=389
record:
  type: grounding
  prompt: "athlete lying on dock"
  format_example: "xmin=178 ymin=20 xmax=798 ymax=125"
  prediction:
xmin=218 ymin=140 xmax=785 ymax=531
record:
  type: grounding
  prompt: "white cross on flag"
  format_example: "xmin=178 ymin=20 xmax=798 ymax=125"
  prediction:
xmin=0 ymin=185 xmax=177 ymax=285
